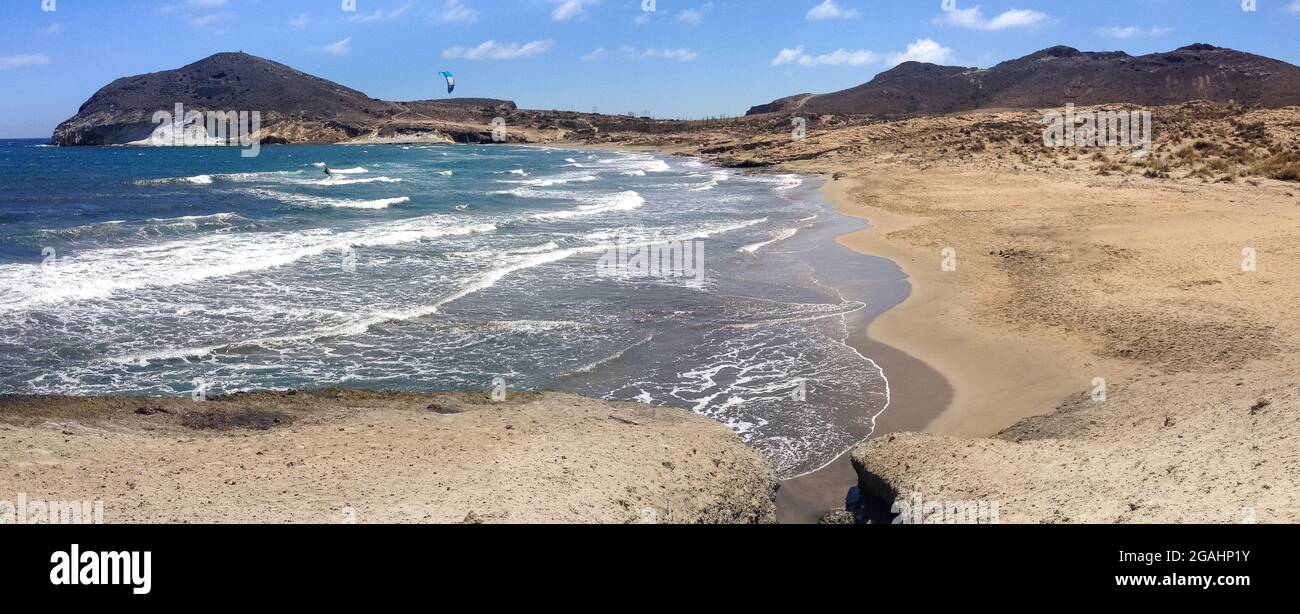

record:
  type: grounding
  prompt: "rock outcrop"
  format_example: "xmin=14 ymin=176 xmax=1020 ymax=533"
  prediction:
xmin=0 ymin=390 xmax=780 ymax=524
xmin=850 ymin=370 xmax=1300 ymax=524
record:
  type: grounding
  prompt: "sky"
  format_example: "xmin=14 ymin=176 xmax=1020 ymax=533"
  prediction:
xmin=2 ymin=0 xmax=1300 ymax=137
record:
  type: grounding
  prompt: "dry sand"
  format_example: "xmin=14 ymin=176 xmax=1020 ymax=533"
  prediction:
xmin=799 ymin=134 xmax=1300 ymax=522
xmin=0 ymin=391 xmax=777 ymax=524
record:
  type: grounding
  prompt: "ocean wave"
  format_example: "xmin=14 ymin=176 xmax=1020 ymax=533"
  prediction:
xmin=133 ymin=171 xmax=304 ymax=186
xmin=0 ymin=216 xmax=496 ymax=313
xmin=33 ymin=220 xmax=127 ymax=240
xmin=532 ymin=191 xmax=645 ymax=220
xmin=238 ymin=188 xmax=409 ymax=210
xmin=691 ymin=170 xmax=732 ymax=192
xmin=501 ymin=174 xmax=599 ymax=187
xmin=569 ymin=334 xmax=654 ymax=375
xmin=752 ymin=174 xmax=804 ymax=191
xmin=305 ymin=176 xmax=402 ymax=186
xmin=34 ymin=213 xmax=249 ymax=240
xmin=134 ymin=174 xmax=214 ymax=186
xmin=722 ymin=300 xmax=867 ymax=329
xmin=105 ymin=217 xmax=768 ymax=363
xmin=738 ymin=227 xmax=800 ymax=254
xmin=508 ymin=241 xmax=562 ymax=254
xmin=134 ymin=170 xmax=395 ymax=188
xmin=599 ymin=155 xmax=671 ymax=174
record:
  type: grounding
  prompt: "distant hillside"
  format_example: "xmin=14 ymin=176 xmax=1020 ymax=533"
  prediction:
xmin=52 ymin=52 xmax=520 ymax=145
xmin=748 ymin=44 xmax=1300 ymax=116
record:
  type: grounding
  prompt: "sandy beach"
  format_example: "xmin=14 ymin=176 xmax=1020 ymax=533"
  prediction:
xmin=0 ymin=390 xmax=778 ymax=524
xmin=6 ymin=103 xmax=1299 ymax=523
xmin=747 ymin=107 xmax=1300 ymax=521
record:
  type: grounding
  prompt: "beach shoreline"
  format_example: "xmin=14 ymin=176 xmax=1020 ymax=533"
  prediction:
xmin=14 ymin=132 xmax=1297 ymax=523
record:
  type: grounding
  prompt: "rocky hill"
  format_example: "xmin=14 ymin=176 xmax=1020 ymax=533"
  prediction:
xmin=52 ymin=52 xmax=523 ymax=146
xmin=749 ymin=44 xmax=1300 ymax=116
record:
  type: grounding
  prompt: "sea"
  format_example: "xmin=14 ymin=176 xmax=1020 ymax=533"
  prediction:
xmin=0 ymin=138 xmax=906 ymax=478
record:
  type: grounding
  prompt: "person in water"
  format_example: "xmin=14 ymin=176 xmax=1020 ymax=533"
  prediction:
xmin=322 ymin=165 xmax=333 ymax=177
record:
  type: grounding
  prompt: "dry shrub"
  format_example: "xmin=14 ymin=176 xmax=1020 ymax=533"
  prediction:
xmin=1251 ymin=151 xmax=1300 ymax=182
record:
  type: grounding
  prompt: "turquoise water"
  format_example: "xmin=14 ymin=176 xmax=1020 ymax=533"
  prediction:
xmin=0 ymin=139 xmax=900 ymax=477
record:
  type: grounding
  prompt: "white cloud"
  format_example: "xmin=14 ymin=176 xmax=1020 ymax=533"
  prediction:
xmin=157 ymin=0 xmax=229 ymax=21
xmin=443 ymin=40 xmax=555 ymax=60
xmin=42 ymin=23 xmax=64 ymax=35
xmin=620 ymin=47 xmax=698 ymax=61
xmin=678 ymin=9 xmax=704 ymax=24
xmin=581 ymin=48 xmax=606 ymax=61
xmin=806 ymin=0 xmax=858 ymax=20
xmin=937 ymin=6 xmax=1048 ymax=31
xmin=435 ymin=0 xmax=478 ymax=23
xmin=1287 ymin=1 xmax=1300 ymax=12
xmin=648 ymin=48 xmax=697 ymax=61
xmin=887 ymin=38 xmax=956 ymax=65
xmin=322 ymin=37 xmax=353 ymax=56
xmin=552 ymin=0 xmax=598 ymax=21
xmin=189 ymin=12 xmax=233 ymax=29
xmin=288 ymin=13 xmax=311 ymax=31
xmin=348 ymin=2 xmax=414 ymax=23
xmin=0 ymin=54 xmax=52 ymax=70
xmin=772 ymin=46 xmax=878 ymax=67
xmin=772 ymin=39 xmax=952 ymax=68
xmin=1098 ymin=26 xmax=1171 ymax=39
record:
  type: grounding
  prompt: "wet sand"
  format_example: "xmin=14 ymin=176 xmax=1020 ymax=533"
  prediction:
xmin=775 ymin=179 xmax=955 ymax=524
xmin=776 ymin=335 xmax=952 ymax=523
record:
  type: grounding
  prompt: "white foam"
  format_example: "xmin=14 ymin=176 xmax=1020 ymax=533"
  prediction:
xmin=691 ymin=170 xmax=732 ymax=192
xmin=307 ymin=176 xmax=402 ymax=186
xmin=0 ymin=216 xmax=496 ymax=313
xmin=238 ymin=188 xmax=409 ymax=210
xmin=738 ymin=227 xmax=799 ymax=254
xmin=106 ymin=217 xmax=767 ymax=363
xmin=134 ymin=171 xmax=303 ymax=186
xmin=532 ymin=191 xmax=645 ymax=220
xmin=148 ymin=212 xmax=243 ymax=224
xmin=134 ymin=174 xmax=214 ymax=186
xmin=503 ymin=174 xmax=599 ymax=187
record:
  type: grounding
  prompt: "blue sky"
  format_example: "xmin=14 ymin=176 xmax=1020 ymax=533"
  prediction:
xmin=2 ymin=0 xmax=1300 ymax=137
